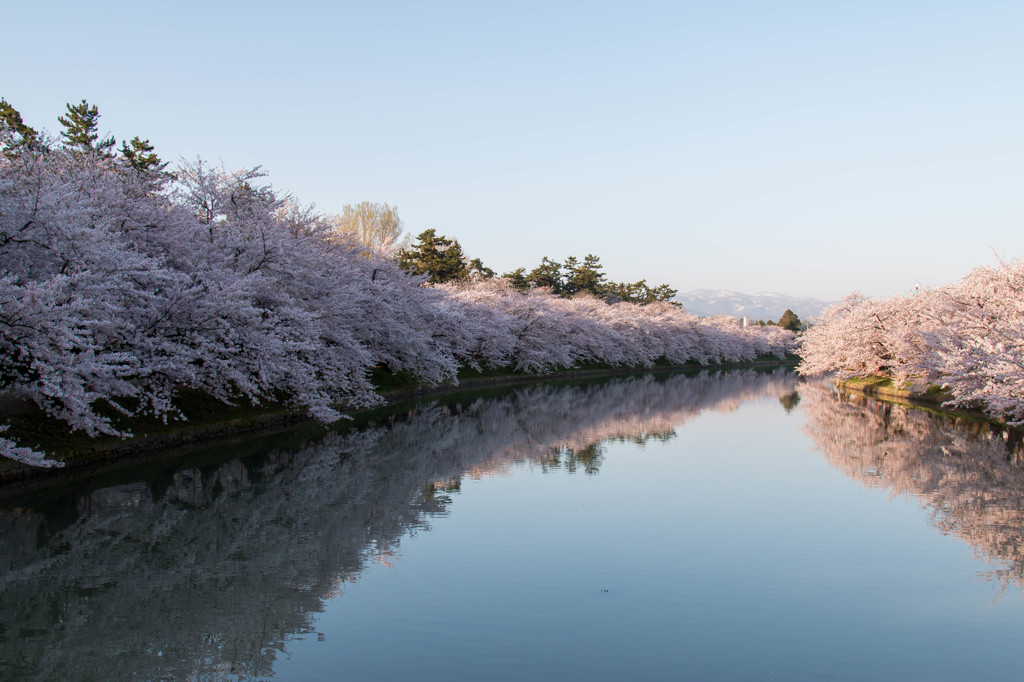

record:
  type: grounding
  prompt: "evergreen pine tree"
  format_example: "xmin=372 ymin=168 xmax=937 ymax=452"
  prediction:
xmin=604 ymin=279 xmax=679 ymax=305
xmin=0 ymin=98 xmax=39 ymax=151
xmin=777 ymin=309 xmax=802 ymax=332
xmin=561 ymin=256 xmax=581 ymax=295
xmin=120 ymin=135 xmax=171 ymax=186
xmin=396 ymin=229 xmax=471 ymax=283
xmin=527 ymin=257 xmax=564 ymax=294
xmin=502 ymin=267 xmax=530 ymax=291
xmin=58 ymin=99 xmax=115 ymax=155
xmin=564 ymin=254 xmax=605 ymax=296
xmin=120 ymin=136 xmax=167 ymax=173
xmin=468 ymin=258 xmax=495 ymax=279
xmin=647 ymin=283 xmax=679 ymax=304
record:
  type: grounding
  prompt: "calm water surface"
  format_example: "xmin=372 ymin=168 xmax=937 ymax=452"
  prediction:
xmin=3 ymin=369 xmax=1024 ymax=681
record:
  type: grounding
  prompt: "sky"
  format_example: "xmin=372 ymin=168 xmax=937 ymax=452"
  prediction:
xmin=4 ymin=1 xmax=1023 ymax=300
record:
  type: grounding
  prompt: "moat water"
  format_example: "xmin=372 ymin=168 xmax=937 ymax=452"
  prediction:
xmin=3 ymin=368 xmax=1024 ymax=681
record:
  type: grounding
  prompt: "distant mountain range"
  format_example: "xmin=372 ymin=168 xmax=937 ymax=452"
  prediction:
xmin=675 ymin=289 xmax=834 ymax=322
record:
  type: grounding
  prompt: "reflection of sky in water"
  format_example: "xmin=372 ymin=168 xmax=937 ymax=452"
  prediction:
xmin=802 ymin=383 xmax=1024 ymax=597
xmin=4 ymin=370 xmax=1024 ymax=681
xmin=281 ymin=382 xmax=1024 ymax=682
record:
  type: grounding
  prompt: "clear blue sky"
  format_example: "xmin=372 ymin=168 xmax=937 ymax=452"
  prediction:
xmin=4 ymin=1 xmax=1023 ymax=300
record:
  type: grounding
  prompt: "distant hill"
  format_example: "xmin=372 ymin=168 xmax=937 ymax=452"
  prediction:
xmin=675 ymin=289 xmax=834 ymax=322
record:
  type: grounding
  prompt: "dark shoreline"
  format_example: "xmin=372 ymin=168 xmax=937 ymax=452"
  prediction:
xmin=0 ymin=356 xmax=797 ymax=486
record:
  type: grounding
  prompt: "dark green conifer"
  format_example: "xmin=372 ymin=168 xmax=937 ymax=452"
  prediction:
xmin=396 ymin=229 xmax=471 ymax=283
xmin=563 ymin=254 xmax=605 ymax=296
xmin=777 ymin=309 xmax=802 ymax=332
xmin=502 ymin=267 xmax=530 ymax=291
xmin=604 ymin=279 xmax=679 ymax=305
xmin=527 ymin=257 xmax=564 ymax=294
xmin=469 ymin=258 xmax=495 ymax=279
xmin=120 ymin=135 xmax=171 ymax=185
xmin=647 ymin=283 xmax=679 ymax=304
xmin=58 ymin=99 xmax=115 ymax=155
xmin=0 ymin=98 xmax=39 ymax=151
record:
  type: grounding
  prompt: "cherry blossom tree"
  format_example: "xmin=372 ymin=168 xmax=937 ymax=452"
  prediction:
xmin=922 ymin=261 xmax=1024 ymax=423
xmin=799 ymin=259 xmax=1024 ymax=424
xmin=0 ymin=109 xmax=798 ymax=467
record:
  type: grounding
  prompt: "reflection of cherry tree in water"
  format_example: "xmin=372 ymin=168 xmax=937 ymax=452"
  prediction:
xmin=0 ymin=369 xmax=797 ymax=681
xmin=0 ymin=145 xmax=796 ymax=467
xmin=801 ymin=383 xmax=1024 ymax=596
xmin=798 ymin=260 xmax=1024 ymax=425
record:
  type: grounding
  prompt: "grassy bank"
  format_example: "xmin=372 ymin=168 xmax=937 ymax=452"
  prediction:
xmin=833 ymin=375 xmax=999 ymax=422
xmin=0 ymin=355 xmax=798 ymax=483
